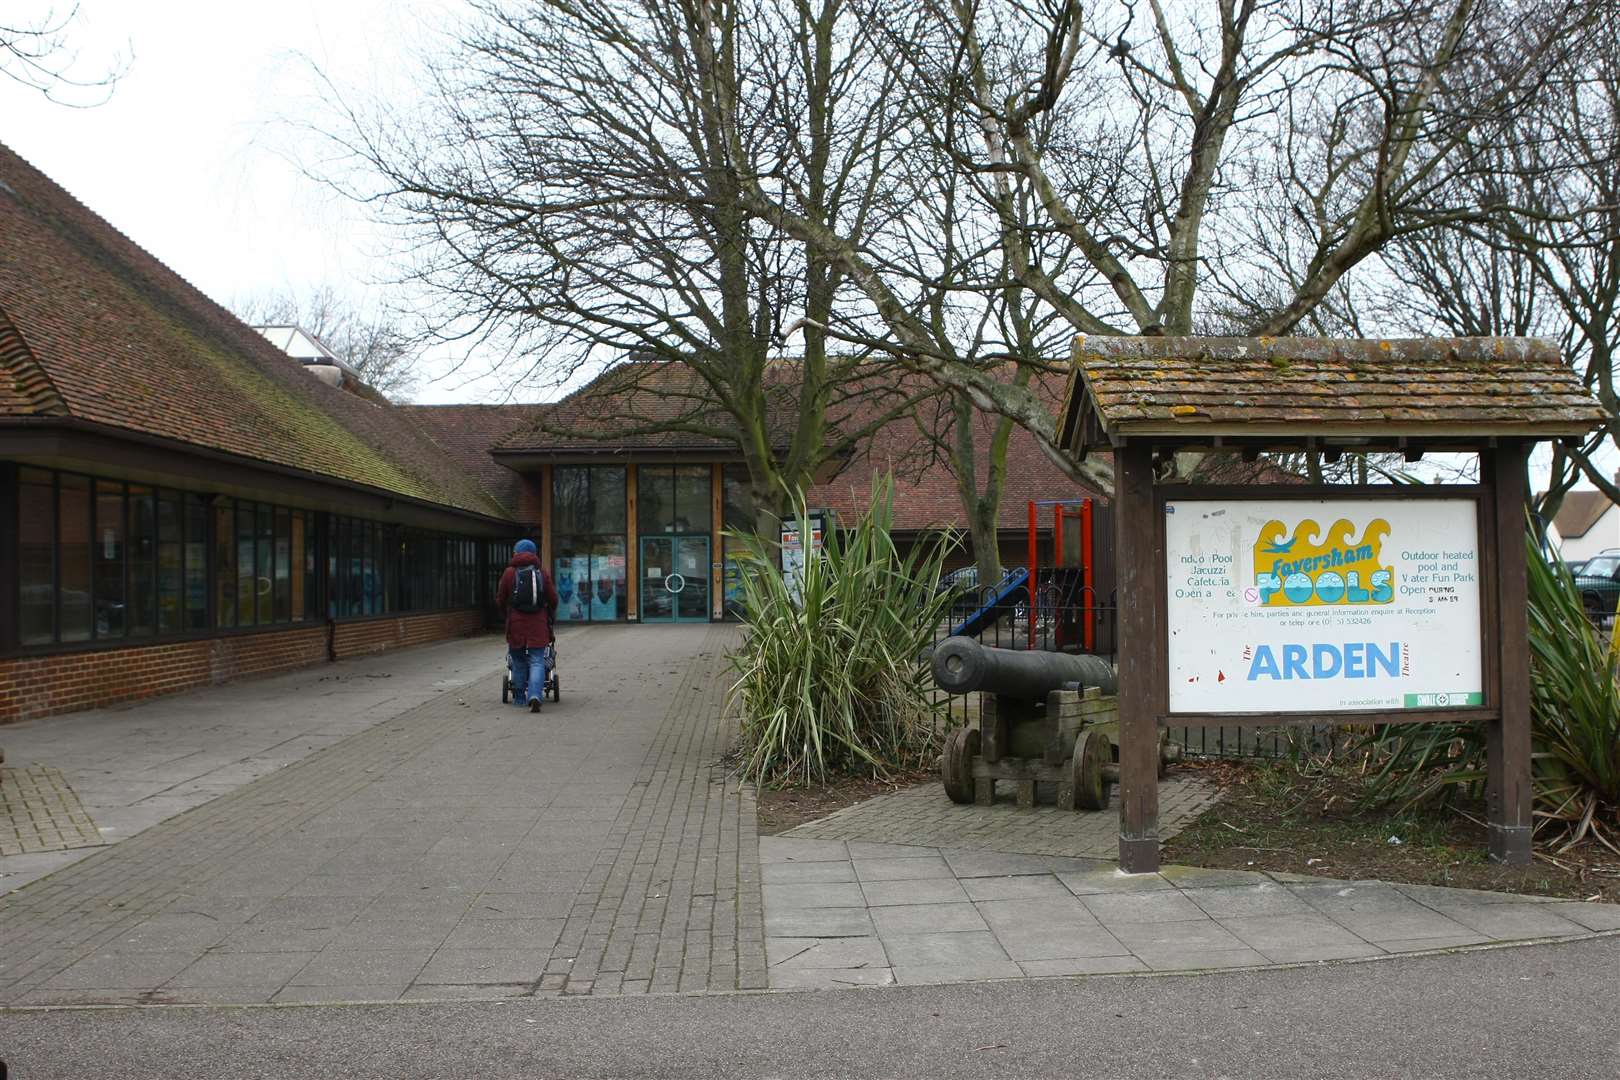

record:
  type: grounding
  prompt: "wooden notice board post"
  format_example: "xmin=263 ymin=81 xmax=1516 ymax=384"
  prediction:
xmin=1057 ymin=337 xmax=1605 ymax=874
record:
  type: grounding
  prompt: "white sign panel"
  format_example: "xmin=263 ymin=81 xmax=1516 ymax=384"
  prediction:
xmin=1165 ymin=499 xmax=1482 ymax=714
xmin=780 ymin=514 xmax=827 ymax=602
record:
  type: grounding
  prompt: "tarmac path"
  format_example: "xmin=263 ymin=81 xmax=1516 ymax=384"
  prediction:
xmin=1 ymin=935 xmax=1616 ymax=1078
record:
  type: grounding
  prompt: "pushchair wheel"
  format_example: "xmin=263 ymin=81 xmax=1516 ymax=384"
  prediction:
xmin=501 ymin=672 xmax=511 ymax=704
xmin=551 ymin=675 xmax=560 ymax=703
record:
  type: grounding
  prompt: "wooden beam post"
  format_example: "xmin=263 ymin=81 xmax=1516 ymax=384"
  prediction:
xmin=1485 ymin=443 xmax=1533 ymax=865
xmin=538 ymin=464 xmax=553 ymax=572
xmin=712 ymin=462 xmax=724 ymax=620
xmin=1115 ymin=445 xmax=1161 ymax=872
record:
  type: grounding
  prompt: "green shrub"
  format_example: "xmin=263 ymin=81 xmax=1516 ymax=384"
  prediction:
xmin=728 ymin=476 xmax=956 ymax=787
xmin=1355 ymin=524 xmax=1620 ymax=852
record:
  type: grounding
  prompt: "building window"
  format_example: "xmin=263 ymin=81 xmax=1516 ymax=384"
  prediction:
xmin=93 ymin=479 xmax=126 ymax=638
xmin=722 ymin=464 xmax=753 ymax=619
xmin=551 ymin=466 xmax=627 ymax=622
xmin=59 ymin=475 xmax=93 ymax=642
xmin=18 ymin=468 xmax=55 ymax=645
xmin=214 ymin=498 xmax=236 ymax=628
xmin=184 ymin=494 xmax=209 ymax=631
xmin=637 ymin=465 xmax=710 ymax=534
xmin=156 ymin=491 xmax=182 ymax=635
xmin=13 ymin=465 xmax=491 ymax=648
xmin=128 ymin=486 xmax=156 ymax=637
xmin=327 ymin=517 xmax=483 ymax=619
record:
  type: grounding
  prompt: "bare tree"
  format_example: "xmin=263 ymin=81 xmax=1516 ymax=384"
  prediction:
xmin=237 ymin=286 xmax=420 ymax=401
xmin=313 ymin=0 xmax=932 ymax=533
xmin=1369 ymin=10 xmax=1620 ymax=517
xmin=723 ymin=0 xmax=1603 ymax=484
xmin=2 ymin=3 xmax=126 ymax=106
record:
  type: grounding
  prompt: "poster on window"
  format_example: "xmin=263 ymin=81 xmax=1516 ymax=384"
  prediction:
xmin=590 ymin=553 xmax=623 ymax=620
xmin=1164 ymin=499 xmax=1482 ymax=714
xmin=553 ymin=556 xmax=587 ymax=622
xmin=781 ymin=512 xmax=829 ymax=602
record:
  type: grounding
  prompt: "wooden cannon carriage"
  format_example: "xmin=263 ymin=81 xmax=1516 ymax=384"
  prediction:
xmin=933 ymin=639 xmax=1169 ymax=811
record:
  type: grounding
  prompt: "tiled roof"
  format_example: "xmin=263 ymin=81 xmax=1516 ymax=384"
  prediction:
xmin=455 ymin=359 xmax=1103 ymax=533
xmin=495 ymin=357 xmax=918 ymax=454
xmin=401 ymin=404 xmax=546 ymax=514
xmin=1548 ymin=490 xmax=1614 ymax=542
xmin=0 ymin=142 xmax=510 ymax=520
xmin=497 ymin=360 xmax=758 ymax=452
xmin=1063 ymin=336 xmax=1606 ymax=451
xmin=809 ymin=373 xmax=1104 ymax=531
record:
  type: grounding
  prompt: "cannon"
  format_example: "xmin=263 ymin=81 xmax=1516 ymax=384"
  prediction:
xmin=933 ymin=639 xmax=1169 ymax=811
xmin=932 ymin=638 xmax=1117 ymax=697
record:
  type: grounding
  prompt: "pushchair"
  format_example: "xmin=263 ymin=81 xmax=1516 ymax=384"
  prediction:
xmin=501 ymin=640 xmax=559 ymax=705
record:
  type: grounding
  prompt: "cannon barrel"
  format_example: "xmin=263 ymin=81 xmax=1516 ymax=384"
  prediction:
xmin=932 ymin=638 xmax=1117 ymax=698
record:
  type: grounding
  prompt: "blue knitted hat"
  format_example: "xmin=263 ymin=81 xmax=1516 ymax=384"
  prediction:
xmin=514 ymin=539 xmax=538 ymax=556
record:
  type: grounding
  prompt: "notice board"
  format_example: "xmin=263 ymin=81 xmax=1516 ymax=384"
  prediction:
xmin=1164 ymin=498 xmax=1482 ymax=713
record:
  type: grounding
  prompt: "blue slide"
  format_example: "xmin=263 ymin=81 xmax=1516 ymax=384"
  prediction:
xmin=949 ymin=567 xmax=1030 ymax=638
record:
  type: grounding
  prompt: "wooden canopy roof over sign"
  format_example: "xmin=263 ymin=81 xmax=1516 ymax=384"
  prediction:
xmin=1058 ymin=336 xmax=1606 ymax=456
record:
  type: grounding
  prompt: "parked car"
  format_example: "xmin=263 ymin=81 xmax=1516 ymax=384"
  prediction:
xmin=1571 ymin=551 xmax=1620 ymax=623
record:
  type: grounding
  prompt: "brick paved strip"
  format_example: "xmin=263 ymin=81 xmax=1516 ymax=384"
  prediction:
xmin=545 ymin=625 xmax=764 ymax=996
xmin=0 ymin=767 xmax=104 ymax=856
xmin=0 ymin=624 xmax=761 ymax=1004
xmin=782 ymin=774 xmax=1222 ymax=859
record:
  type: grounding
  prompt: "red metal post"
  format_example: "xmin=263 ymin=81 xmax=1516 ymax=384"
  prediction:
xmin=1027 ymin=501 xmax=1038 ymax=650
xmin=1081 ymin=498 xmax=1094 ymax=651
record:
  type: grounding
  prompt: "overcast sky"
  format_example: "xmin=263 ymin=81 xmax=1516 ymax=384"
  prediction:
xmin=0 ymin=0 xmax=527 ymax=404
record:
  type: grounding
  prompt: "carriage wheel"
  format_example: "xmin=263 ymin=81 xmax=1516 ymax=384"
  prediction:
xmin=942 ymin=727 xmax=980 ymax=805
xmin=1072 ymin=729 xmax=1112 ymax=811
xmin=501 ymin=674 xmax=510 ymax=704
xmin=551 ymin=675 xmax=560 ymax=703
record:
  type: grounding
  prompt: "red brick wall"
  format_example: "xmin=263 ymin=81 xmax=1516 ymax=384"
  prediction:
xmin=0 ymin=610 xmax=486 ymax=725
xmin=331 ymin=610 xmax=485 ymax=658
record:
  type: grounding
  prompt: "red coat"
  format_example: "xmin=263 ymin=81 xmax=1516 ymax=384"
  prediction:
xmin=497 ymin=552 xmax=559 ymax=648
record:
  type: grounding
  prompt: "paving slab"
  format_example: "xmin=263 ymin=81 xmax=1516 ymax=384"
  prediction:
xmin=961 ymin=875 xmax=1074 ymax=902
xmin=757 ymin=835 xmax=1620 ymax=991
xmin=762 ymin=861 xmax=858 ymax=885
xmin=763 ymin=882 xmax=867 ymax=909
xmin=852 ymin=856 xmax=953 ymax=881
xmin=870 ymin=903 xmax=986 ymax=935
xmin=881 ymin=931 xmax=1010 ymax=967
xmin=0 ymin=636 xmax=507 ymax=895
xmin=0 ymin=624 xmax=761 ymax=1003
xmin=769 ymin=967 xmax=896 ymax=989
xmin=1422 ymin=902 xmax=1590 ymax=940
xmin=766 ymin=936 xmax=888 ymax=970
xmin=860 ymin=878 xmax=969 ymax=907
xmin=1018 ymin=955 xmax=1146 ymax=977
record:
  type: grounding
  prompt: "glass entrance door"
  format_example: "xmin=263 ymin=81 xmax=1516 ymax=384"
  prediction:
xmin=639 ymin=536 xmax=710 ymax=622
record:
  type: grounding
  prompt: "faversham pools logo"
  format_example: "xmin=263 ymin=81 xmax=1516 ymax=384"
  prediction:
xmin=1253 ymin=517 xmax=1394 ymax=607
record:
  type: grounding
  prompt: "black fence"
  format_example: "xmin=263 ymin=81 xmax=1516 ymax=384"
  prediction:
xmin=931 ymin=568 xmax=1316 ymax=760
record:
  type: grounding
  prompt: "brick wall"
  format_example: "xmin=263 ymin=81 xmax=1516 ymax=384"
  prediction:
xmin=0 ymin=610 xmax=487 ymax=725
xmin=332 ymin=610 xmax=485 ymax=658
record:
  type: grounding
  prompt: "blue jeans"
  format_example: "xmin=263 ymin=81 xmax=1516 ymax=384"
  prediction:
xmin=509 ymin=646 xmax=548 ymax=705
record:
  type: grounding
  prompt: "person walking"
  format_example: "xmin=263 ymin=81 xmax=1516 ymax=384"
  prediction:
xmin=496 ymin=539 xmax=559 ymax=712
